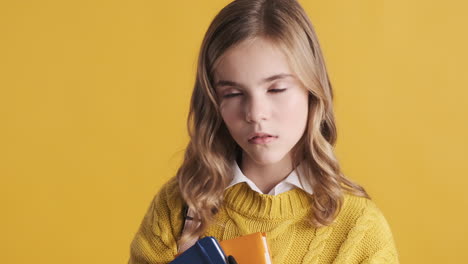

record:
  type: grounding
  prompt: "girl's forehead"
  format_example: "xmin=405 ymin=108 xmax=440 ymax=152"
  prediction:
xmin=213 ymin=38 xmax=294 ymax=85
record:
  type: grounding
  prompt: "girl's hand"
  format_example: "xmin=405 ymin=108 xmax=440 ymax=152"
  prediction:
xmin=227 ymin=255 xmax=238 ymax=264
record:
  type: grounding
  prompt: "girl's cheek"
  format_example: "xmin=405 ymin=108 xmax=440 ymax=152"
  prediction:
xmin=220 ymin=104 xmax=239 ymax=123
xmin=272 ymin=92 xmax=296 ymax=110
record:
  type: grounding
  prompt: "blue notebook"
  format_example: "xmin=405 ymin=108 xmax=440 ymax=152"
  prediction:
xmin=170 ymin=236 xmax=228 ymax=264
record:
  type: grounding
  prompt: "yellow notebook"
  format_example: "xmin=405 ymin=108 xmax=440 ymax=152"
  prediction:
xmin=219 ymin=232 xmax=272 ymax=264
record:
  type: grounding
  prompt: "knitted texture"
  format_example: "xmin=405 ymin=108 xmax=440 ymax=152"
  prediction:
xmin=128 ymin=180 xmax=399 ymax=264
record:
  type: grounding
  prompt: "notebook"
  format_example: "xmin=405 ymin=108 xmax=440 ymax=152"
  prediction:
xmin=219 ymin=232 xmax=272 ymax=264
xmin=170 ymin=236 xmax=228 ymax=264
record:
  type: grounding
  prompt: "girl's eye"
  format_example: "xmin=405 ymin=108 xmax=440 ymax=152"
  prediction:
xmin=223 ymin=93 xmax=242 ymax=98
xmin=222 ymin=88 xmax=287 ymax=99
xmin=269 ymin=88 xmax=287 ymax=93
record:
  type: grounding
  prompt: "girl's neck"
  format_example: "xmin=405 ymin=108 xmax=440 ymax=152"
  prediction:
xmin=239 ymin=153 xmax=294 ymax=194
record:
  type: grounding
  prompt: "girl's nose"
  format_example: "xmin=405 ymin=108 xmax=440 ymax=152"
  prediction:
xmin=245 ymin=96 xmax=268 ymax=123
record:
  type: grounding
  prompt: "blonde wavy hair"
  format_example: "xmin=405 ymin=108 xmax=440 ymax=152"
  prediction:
xmin=174 ymin=0 xmax=370 ymax=247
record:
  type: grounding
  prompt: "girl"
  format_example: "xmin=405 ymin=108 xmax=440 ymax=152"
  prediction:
xmin=129 ymin=0 xmax=399 ymax=263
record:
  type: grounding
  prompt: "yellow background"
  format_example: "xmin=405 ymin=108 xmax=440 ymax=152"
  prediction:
xmin=1 ymin=0 xmax=467 ymax=263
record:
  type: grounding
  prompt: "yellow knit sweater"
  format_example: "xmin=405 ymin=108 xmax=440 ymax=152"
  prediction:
xmin=128 ymin=179 xmax=399 ymax=264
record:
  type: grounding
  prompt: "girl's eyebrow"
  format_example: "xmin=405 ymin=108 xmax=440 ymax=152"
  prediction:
xmin=215 ymin=73 xmax=293 ymax=89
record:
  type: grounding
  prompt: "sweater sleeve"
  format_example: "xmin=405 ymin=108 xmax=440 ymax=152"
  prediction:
xmin=128 ymin=180 xmax=184 ymax=264
xmin=332 ymin=196 xmax=400 ymax=264
xmin=359 ymin=200 xmax=400 ymax=264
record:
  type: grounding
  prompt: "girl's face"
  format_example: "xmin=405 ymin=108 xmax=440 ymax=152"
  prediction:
xmin=213 ymin=37 xmax=309 ymax=167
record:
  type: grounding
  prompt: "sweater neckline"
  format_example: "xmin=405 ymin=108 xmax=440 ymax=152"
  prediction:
xmin=223 ymin=182 xmax=313 ymax=220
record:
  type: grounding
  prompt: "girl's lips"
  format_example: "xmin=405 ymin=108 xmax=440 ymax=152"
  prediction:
xmin=248 ymin=132 xmax=275 ymax=141
xmin=248 ymin=135 xmax=278 ymax=144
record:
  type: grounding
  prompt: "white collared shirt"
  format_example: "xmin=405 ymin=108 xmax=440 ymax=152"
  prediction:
xmin=225 ymin=160 xmax=314 ymax=195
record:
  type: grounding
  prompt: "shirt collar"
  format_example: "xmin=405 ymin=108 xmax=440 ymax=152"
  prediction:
xmin=226 ymin=160 xmax=314 ymax=195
